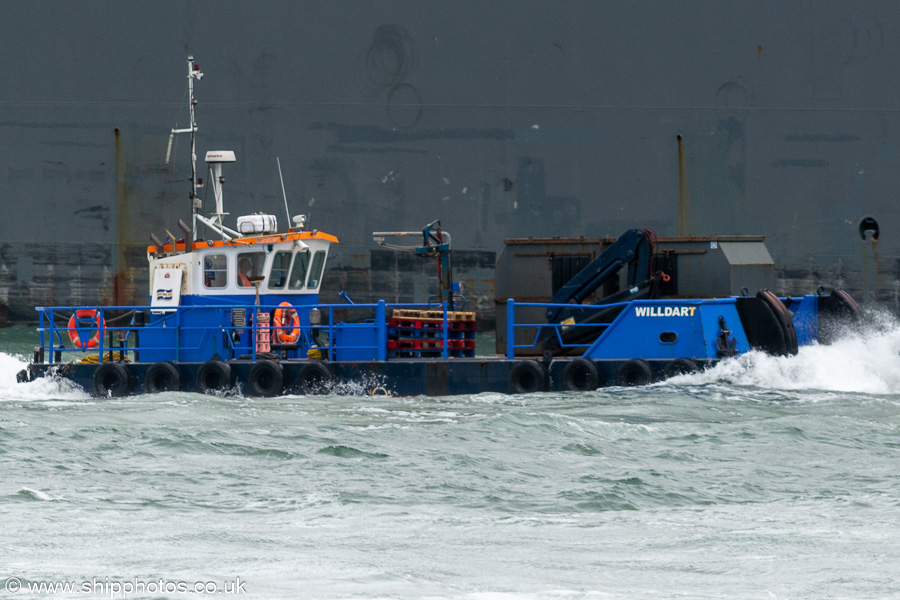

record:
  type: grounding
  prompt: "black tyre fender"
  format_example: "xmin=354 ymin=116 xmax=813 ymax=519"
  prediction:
xmin=247 ymin=360 xmax=284 ymax=397
xmin=663 ymin=358 xmax=700 ymax=379
xmin=818 ymin=289 xmax=862 ymax=344
xmin=92 ymin=362 xmax=131 ymax=397
xmin=827 ymin=289 xmax=862 ymax=320
xmin=144 ymin=362 xmax=182 ymax=393
xmin=195 ymin=360 xmax=232 ymax=394
xmin=507 ymin=360 xmax=547 ymax=394
xmin=757 ymin=290 xmax=799 ymax=356
xmin=296 ymin=361 xmax=334 ymax=395
xmin=615 ymin=359 xmax=653 ymax=387
xmin=562 ymin=358 xmax=600 ymax=391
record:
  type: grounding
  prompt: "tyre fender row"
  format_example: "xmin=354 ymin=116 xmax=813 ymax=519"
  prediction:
xmin=91 ymin=360 xmax=336 ymax=397
xmin=506 ymin=357 xmax=702 ymax=393
xmin=195 ymin=360 xmax=335 ymax=396
xmin=92 ymin=357 xmax=700 ymax=397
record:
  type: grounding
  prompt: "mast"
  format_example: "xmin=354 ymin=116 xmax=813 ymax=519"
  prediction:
xmin=188 ymin=56 xmax=202 ymax=241
xmin=167 ymin=56 xmax=204 ymax=241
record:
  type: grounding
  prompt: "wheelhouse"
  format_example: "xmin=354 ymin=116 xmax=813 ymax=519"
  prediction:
xmin=147 ymin=230 xmax=338 ymax=308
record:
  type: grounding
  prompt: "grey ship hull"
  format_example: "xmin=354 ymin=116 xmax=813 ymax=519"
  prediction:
xmin=1 ymin=1 xmax=897 ymax=324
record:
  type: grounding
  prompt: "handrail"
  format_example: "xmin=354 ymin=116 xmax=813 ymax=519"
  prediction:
xmin=34 ymin=301 xmax=449 ymax=364
xmin=506 ymin=299 xmax=613 ymax=359
xmin=36 ymin=297 xmax=729 ymax=364
xmin=504 ymin=298 xmax=722 ymax=359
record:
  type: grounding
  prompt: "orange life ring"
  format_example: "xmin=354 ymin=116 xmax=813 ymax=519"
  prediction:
xmin=273 ymin=301 xmax=301 ymax=344
xmin=68 ymin=309 xmax=105 ymax=350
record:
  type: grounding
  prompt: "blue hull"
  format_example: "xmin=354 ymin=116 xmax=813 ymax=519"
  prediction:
xmin=22 ymin=288 xmax=858 ymax=396
xmin=26 ymin=356 xmax=718 ymax=397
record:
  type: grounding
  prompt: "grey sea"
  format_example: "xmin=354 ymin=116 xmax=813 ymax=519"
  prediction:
xmin=1 ymin=321 xmax=899 ymax=600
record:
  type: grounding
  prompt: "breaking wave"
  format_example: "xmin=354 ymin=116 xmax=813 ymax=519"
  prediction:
xmin=0 ymin=351 xmax=89 ymax=402
xmin=670 ymin=308 xmax=900 ymax=394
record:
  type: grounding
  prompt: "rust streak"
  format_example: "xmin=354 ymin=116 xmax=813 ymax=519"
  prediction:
xmin=677 ymin=134 xmax=691 ymax=236
xmin=114 ymin=127 xmax=133 ymax=307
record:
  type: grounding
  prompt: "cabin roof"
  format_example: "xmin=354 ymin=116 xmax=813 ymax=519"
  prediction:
xmin=147 ymin=230 xmax=339 ymax=255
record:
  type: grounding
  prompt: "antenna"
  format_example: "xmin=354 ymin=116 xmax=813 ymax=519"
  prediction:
xmin=277 ymin=157 xmax=292 ymax=227
xmin=167 ymin=56 xmax=204 ymax=241
xmin=200 ymin=150 xmax=240 ymax=240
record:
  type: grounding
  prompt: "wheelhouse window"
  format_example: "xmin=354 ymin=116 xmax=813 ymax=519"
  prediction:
xmin=269 ymin=251 xmax=291 ymax=289
xmin=288 ymin=251 xmax=310 ymax=290
xmin=237 ymin=251 xmax=265 ymax=287
xmin=306 ymin=250 xmax=327 ymax=290
xmin=203 ymin=254 xmax=227 ymax=289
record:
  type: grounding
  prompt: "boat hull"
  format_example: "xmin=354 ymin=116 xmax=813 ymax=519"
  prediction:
xmin=24 ymin=357 xmax=716 ymax=397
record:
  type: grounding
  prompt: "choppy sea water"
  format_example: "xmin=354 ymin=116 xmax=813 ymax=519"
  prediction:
xmin=2 ymin=318 xmax=900 ymax=600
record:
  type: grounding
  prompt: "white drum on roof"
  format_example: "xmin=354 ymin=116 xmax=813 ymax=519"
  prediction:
xmin=237 ymin=214 xmax=278 ymax=235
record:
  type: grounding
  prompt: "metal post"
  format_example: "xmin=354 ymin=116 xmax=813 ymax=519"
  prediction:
xmin=188 ymin=56 xmax=200 ymax=241
xmin=328 ymin=306 xmax=335 ymax=361
xmin=442 ymin=301 xmax=449 ymax=359
xmin=175 ymin=307 xmax=181 ymax=363
xmin=98 ymin=307 xmax=105 ymax=363
xmin=376 ymin=300 xmax=387 ymax=361
xmin=40 ymin=310 xmax=47 ymax=363
xmin=506 ymin=298 xmax=515 ymax=360
xmin=250 ymin=311 xmax=256 ymax=361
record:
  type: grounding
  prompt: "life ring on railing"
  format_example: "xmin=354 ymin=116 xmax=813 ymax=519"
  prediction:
xmin=68 ymin=309 xmax=105 ymax=350
xmin=273 ymin=302 xmax=301 ymax=344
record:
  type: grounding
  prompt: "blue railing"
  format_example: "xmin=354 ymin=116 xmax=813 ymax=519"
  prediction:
xmin=37 ymin=296 xmax=760 ymax=364
xmin=505 ymin=299 xmax=620 ymax=359
xmin=35 ymin=300 xmax=464 ymax=364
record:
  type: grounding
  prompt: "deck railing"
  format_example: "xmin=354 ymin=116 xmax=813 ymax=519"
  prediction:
xmin=504 ymin=299 xmax=621 ymax=359
xmin=34 ymin=300 xmax=466 ymax=364
xmin=34 ymin=298 xmax=633 ymax=364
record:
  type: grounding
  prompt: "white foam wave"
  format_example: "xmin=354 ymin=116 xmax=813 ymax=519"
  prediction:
xmin=671 ymin=310 xmax=900 ymax=394
xmin=17 ymin=487 xmax=65 ymax=502
xmin=0 ymin=350 xmax=28 ymax=384
xmin=0 ymin=352 xmax=90 ymax=402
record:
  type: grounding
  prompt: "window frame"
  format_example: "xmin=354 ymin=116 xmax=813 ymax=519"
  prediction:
xmin=306 ymin=250 xmax=327 ymax=290
xmin=202 ymin=253 xmax=228 ymax=289
xmin=267 ymin=250 xmax=292 ymax=290
xmin=236 ymin=251 xmax=266 ymax=288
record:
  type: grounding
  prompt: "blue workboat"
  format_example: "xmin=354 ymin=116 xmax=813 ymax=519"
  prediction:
xmin=17 ymin=58 xmax=862 ymax=397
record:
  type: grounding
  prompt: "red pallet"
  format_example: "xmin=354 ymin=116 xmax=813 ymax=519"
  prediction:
xmin=387 ymin=338 xmax=475 ymax=351
xmin=388 ymin=317 xmax=476 ymax=331
xmin=388 ymin=339 xmax=443 ymax=351
xmin=389 ymin=318 xmax=443 ymax=330
xmin=448 ymin=339 xmax=475 ymax=350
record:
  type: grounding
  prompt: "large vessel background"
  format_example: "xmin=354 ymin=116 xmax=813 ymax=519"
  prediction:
xmin=1 ymin=1 xmax=897 ymax=325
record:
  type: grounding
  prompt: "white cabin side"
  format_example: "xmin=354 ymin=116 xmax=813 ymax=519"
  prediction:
xmin=148 ymin=237 xmax=333 ymax=300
